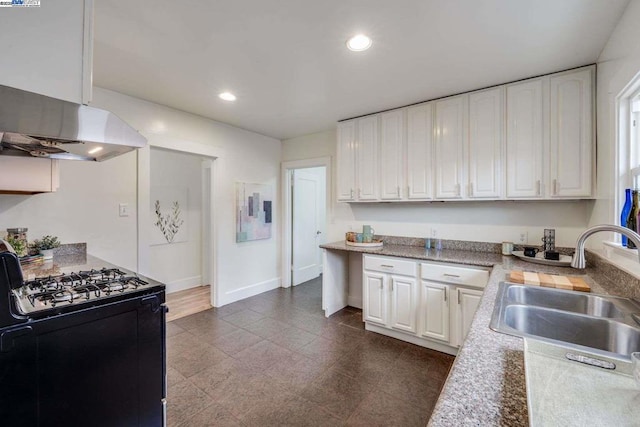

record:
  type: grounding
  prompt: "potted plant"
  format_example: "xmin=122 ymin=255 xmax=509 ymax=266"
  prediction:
xmin=33 ymin=235 xmax=61 ymax=260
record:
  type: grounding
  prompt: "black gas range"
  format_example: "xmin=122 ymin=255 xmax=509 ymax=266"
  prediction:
xmin=0 ymin=251 xmax=167 ymax=427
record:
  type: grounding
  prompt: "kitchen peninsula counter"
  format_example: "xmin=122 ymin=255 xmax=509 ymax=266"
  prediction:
xmin=320 ymin=241 xmax=605 ymax=426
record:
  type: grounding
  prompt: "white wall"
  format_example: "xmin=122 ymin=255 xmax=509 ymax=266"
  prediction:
xmin=0 ymin=153 xmax=138 ymax=270
xmin=0 ymin=87 xmax=282 ymax=306
xmin=591 ymin=0 xmax=640 ymax=244
xmin=282 ymin=130 xmax=594 ymax=247
xmin=93 ymin=88 xmax=282 ymax=306
xmin=149 ymin=148 xmax=203 ymax=293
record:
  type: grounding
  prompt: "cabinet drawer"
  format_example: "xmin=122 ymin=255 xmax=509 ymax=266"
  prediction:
xmin=420 ymin=262 xmax=489 ymax=288
xmin=364 ymin=255 xmax=417 ymax=277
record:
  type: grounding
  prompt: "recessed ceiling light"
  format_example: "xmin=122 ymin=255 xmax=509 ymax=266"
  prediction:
xmin=219 ymin=92 xmax=237 ymax=101
xmin=346 ymin=34 xmax=372 ymax=52
xmin=88 ymin=147 xmax=103 ymax=154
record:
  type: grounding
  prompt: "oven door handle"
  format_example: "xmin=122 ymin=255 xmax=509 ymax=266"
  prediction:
xmin=141 ymin=295 xmax=164 ymax=313
xmin=1 ymin=325 xmax=33 ymax=352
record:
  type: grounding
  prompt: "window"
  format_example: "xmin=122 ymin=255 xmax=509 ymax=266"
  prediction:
xmin=631 ymin=92 xmax=640 ymax=190
xmin=605 ymin=73 xmax=640 ymax=277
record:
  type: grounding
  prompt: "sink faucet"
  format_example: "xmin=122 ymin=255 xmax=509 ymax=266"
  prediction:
xmin=571 ymin=224 xmax=640 ymax=269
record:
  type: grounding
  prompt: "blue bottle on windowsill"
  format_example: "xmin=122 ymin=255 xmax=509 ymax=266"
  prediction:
xmin=621 ymin=188 xmax=632 ymax=246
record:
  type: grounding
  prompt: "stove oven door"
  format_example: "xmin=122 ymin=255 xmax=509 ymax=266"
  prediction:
xmin=0 ymin=291 xmax=166 ymax=427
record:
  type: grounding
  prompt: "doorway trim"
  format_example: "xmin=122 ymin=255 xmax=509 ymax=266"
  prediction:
xmin=137 ymin=134 xmax=221 ymax=306
xmin=281 ymin=156 xmax=332 ymax=288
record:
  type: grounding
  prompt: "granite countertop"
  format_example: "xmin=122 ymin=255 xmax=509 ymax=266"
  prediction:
xmin=320 ymin=241 xmax=504 ymax=267
xmin=321 ymin=241 xmax=607 ymax=426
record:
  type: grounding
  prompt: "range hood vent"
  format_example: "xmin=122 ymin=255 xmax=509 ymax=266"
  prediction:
xmin=0 ymin=85 xmax=146 ymax=162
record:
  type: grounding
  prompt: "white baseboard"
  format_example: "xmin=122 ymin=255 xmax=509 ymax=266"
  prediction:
xmin=347 ymin=295 xmax=362 ymax=309
xmin=165 ymin=276 xmax=203 ymax=294
xmin=219 ymin=277 xmax=281 ymax=306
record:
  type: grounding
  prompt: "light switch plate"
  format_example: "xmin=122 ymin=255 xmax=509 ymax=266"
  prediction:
xmin=119 ymin=203 xmax=129 ymax=217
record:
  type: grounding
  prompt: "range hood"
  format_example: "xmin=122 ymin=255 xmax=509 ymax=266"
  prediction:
xmin=0 ymin=85 xmax=147 ymax=162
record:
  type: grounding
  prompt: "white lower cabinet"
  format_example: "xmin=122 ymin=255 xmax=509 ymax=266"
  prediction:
xmin=420 ymin=281 xmax=450 ymax=342
xmin=363 ymin=258 xmax=418 ymax=333
xmin=363 ymin=272 xmax=387 ymax=326
xmin=363 ymin=255 xmax=488 ymax=354
xmin=390 ymin=275 xmax=418 ymax=334
xmin=454 ymin=287 xmax=483 ymax=347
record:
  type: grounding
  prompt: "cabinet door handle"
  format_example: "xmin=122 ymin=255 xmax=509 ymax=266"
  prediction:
xmin=380 ymin=264 xmax=395 ymax=269
xmin=391 ymin=281 xmax=394 ymax=292
xmin=443 ymin=273 xmax=461 ymax=278
xmin=456 ymin=183 xmax=461 ymax=197
xmin=469 ymin=182 xmax=473 ymax=197
xmin=397 ymin=186 xmax=400 ymax=196
xmin=553 ymin=179 xmax=559 ymax=195
xmin=407 ymin=185 xmax=411 ymax=196
xmin=444 ymin=288 xmax=447 ymax=302
xmin=536 ymin=180 xmax=542 ymax=196
xmin=458 ymin=290 xmax=461 ymax=305
xmin=358 ymin=188 xmax=362 ymax=199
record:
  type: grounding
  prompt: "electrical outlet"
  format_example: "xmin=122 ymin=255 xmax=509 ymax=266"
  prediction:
xmin=519 ymin=231 xmax=528 ymax=244
xmin=119 ymin=203 xmax=129 ymax=217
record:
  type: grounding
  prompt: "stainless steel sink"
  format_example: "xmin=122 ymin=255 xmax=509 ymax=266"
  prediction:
xmin=503 ymin=305 xmax=640 ymax=355
xmin=506 ymin=285 xmax=625 ymax=318
xmin=491 ymin=282 xmax=640 ymax=359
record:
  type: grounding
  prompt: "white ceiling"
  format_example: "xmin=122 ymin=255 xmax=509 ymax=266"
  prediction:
xmin=93 ymin=0 xmax=630 ymax=140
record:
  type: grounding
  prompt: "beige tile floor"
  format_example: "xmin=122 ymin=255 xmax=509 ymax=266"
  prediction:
xmin=166 ymin=276 xmax=454 ymax=426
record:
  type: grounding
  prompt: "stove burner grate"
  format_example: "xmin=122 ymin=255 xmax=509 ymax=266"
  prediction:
xmin=21 ymin=270 xmax=149 ymax=309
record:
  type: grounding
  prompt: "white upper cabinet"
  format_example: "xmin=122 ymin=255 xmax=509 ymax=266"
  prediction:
xmin=549 ymin=67 xmax=594 ymax=198
xmin=379 ymin=110 xmax=405 ymax=200
xmin=434 ymin=96 xmax=466 ymax=199
xmin=356 ymin=115 xmax=379 ymax=201
xmin=468 ymin=88 xmax=504 ymax=199
xmin=0 ymin=0 xmax=93 ymax=104
xmin=0 ymin=157 xmax=59 ymax=194
xmin=335 ymin=65 xmax=594 ymax=203
xmin=336 ymin=120 xmax=357 ymax=201
xmin=506 ymin=79 xmax=544 ymax=198
xmin=406 ymin=103 xmax=433 ymax=200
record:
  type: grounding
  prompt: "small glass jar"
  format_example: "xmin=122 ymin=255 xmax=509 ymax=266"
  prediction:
xmin=6 ymin=228 xmax=28 ymax=249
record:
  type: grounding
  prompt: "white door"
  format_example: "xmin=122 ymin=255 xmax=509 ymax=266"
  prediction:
xmin=356 ymin=115 xmax=379 ymax=201
xmin=420 ymin=281 xmax=450 ymax=342
xmin=549 ymin=68 xmax=594 ymax=198
xmin=379 ymin=110 xmax=405 ymax=200
xmin=455 ymin=287 xmax=483 ymax=347
xmin=406 ymin=103 xmax=433 ymax=200
xmin=390 ymin=275 xmax=418 ymax=333
xmin=506 ymin=79 xmax=544 ymax=198
xmin=292 ymin=169 xmax=322 ymax=286
xmin=434 ymin=96 xmax=465 ymax=199
xmin=363 ymin=272 xmax=387 ymax=326
xmin=336 ymin=120 xmax=356 ymax=201
xmin=468 ymin=88 xmax=504 ymax=199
